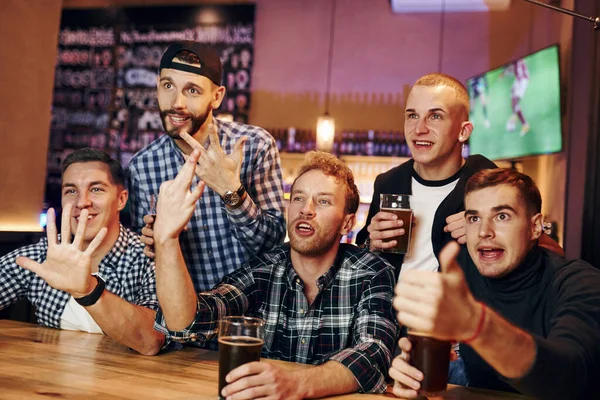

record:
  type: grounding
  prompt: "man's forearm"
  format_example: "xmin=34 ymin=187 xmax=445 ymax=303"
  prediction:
xmin=155 ymin=237 xmax=198 ymax=331
xmin=470 ymin=306 xmax=536 ymax=379
xmin=86 ymin=291 xmax=164 ymax=356
xmin=296 ymin=361 xmax=359 ymax=398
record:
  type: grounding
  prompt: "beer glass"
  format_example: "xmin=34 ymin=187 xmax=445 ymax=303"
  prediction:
xmin=407 ymin=330 xmax=451 ymax=396
xmin=218 ymin=316 xmax=265 ymax=399
xmin=379 ymin=194 xmax=413 ymax=254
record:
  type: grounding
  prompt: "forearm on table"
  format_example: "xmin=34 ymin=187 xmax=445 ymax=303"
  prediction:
xmin=469 ymin=306 xmax=536 ymax=379
xmin=86 ymin=291 xmax=164 ymax=356
xmin=296 ymin=361 xmax=359 ymax=399
xmin=155 ymin=237 xmax=198 ymax=331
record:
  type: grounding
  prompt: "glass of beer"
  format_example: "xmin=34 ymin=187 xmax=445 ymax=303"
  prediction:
xmin=379 ymin=194 xmax=413 ymax=254
xmin=407 ymin=330 xmax=451 ymax=396
xmin=218 ymin=316 xmax=265 ymax=400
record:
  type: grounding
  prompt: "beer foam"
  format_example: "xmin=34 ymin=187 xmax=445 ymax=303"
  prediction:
xmin=218 ymin=336 xmax=264 ymax=346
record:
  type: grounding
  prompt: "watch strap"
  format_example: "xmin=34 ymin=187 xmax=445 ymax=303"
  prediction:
xmin=74 ymin=275 xmax=106 ymax=307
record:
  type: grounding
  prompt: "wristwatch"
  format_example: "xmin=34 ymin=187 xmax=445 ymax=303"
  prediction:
xmin=74 ymin=275 xmax=106 ymax=307
xmin=221 ymin=184 xmax=246 ymax=208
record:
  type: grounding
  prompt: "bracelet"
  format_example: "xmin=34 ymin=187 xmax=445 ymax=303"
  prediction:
xmin=74 ymin=275 xmax=106 ymax=307
xmin=363 ymin=237 xmax=372 ymax=250
xmin=462 ymin=301 xmax=486 ymax=344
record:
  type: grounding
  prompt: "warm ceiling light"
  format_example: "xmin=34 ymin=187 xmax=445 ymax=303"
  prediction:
xmin=316 ymin=114 xmax=335 ymax=153
xmin=390 ymin=0 xmax=511 ymax=13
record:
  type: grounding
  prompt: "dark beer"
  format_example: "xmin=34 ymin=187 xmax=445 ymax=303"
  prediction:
xmin=408 ymin=332 xmax=451 ymax=395
xmin=381 ymin=208 xmax=413 ymax=254
xmin=218 ymin=336 xmax=264 ymax=399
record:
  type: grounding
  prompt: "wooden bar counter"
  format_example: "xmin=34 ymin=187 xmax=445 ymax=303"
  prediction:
xmin=0 ymin=320 xmax=532 ymax=399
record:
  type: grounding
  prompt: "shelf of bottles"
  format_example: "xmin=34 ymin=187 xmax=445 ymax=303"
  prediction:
xmin=268 ymin=127 xmax=412 ymax=158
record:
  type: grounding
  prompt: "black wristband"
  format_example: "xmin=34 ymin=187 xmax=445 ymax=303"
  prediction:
xmin=74 ymin=275 xmax=106 ymax=307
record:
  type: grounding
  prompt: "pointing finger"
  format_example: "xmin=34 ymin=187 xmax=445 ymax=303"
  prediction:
xmin=180 ymin=131 xmax=206 ymax=154
xmin=174 ymin=148 xmax=201 ymax=188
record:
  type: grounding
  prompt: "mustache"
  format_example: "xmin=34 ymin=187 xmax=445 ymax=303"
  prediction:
xmin=162 ymin=110 xmax=191 ymax=117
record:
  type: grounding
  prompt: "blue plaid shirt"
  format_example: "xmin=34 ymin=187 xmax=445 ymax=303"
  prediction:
xmin=155 ymin=243 xmax=399 ymax=393
xmin=0 ymin=225 xmax=158 ymax=328
xmin=127 ymin=120 xmax=286 ymax=291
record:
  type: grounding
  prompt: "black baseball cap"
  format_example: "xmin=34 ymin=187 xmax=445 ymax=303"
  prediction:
xmin=159 ymin=41 xmax=223 ymax=86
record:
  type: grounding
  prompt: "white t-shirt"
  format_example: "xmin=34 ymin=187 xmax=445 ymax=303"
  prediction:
xmin=399 ymin=175 xmax=459 ymax=278
xmin=60 ymin=296 xmax=104 ymax=334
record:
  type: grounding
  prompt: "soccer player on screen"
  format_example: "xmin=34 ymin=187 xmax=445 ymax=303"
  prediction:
xmin=468 ymin=75 xmax=491 ymax=129
xmin=502 ymin=59 xmax=530 ymax=136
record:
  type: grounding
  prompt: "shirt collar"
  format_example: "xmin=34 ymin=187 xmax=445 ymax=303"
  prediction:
xmin=99 ymin=224 xmax=129 ymax=269
xmin=285 ymin=244 xmax=346 ymax=291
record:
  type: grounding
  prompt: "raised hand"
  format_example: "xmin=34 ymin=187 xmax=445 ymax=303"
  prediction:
xmin=153 ymin=149 xmax=206 ymax=244
xmin=393 ymin=241 xmax=480 ymax=341
xmin=179 ymin=124 xmax=247 ymax=196
xmin=16 ymin=204 xmax=107 ymax=298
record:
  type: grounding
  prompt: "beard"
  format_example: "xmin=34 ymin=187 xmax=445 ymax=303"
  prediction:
xmin=288 ymin=219 xmax=343 ymax=257
xmin=160 ymin=106 xmax=211 ymax=139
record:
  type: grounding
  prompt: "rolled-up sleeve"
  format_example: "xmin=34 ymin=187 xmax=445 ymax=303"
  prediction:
xmin=154 ymin=265 xmax=256 ymax=345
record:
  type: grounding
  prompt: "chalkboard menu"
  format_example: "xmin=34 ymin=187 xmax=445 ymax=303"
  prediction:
xmin=46 ymin=5 xmax=256 ymax=211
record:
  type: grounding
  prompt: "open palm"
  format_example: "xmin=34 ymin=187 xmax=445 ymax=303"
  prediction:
xmin=16 ymin=205 xmax=107 ymax=298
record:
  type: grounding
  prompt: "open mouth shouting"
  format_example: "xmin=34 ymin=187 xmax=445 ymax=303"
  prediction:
xmin=167 ymin=113 xmax=191 ymax=127
xmin=477 ymin=246 xmax=505 ymax=261
xmin=294 ymin=221 xmax=315 ymax=237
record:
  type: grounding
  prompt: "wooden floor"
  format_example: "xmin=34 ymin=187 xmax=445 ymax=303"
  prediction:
xmin=0 ymin=320 xmax=532 ymax=399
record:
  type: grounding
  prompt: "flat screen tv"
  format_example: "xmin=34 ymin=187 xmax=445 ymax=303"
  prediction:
xmin=466 ymin=44 xmax=563 ymax=161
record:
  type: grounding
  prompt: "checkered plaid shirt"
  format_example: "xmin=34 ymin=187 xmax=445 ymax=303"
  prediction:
xmin=127 ymin=119 xmax=286 ymax=291
xmin=155 ymin=243 xmax=399 ymax=393
xmin=0 ymin=225 xmax=158 ymax=328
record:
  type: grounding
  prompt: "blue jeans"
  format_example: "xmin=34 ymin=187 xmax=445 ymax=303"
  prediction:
xmin=448 ymin=357 xmax=469 ymax=386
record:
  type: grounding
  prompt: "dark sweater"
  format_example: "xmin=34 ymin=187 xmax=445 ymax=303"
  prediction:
xmin=356 ymin=155 xmax=497 ymax=276
xmin=459 ymin=246 xmax=600 ymax=399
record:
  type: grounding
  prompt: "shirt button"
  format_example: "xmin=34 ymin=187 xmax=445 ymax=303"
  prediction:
xmin=190 ymin=333 xmax=197 ymax=342
xmin=301 ymin=338 xmax=306 ymax=345
xmin=208 ymin=250 xmax=213 ymax=256
xmin=203 ymin=225 xmax=208 ymax=231
xmin=295 ymin=278 xmax=301 ymax=284
xmin=299 ymin=309 xmax=305 ymax=315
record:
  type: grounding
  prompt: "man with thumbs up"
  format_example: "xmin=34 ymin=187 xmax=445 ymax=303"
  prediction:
xmin=390 ymin=168 xmax=600 ymax=399
xmin=127 ymin=41 xmax=285 ymax=292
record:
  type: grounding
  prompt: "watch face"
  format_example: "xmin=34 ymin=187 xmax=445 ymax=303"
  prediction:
xmin=229 ymin=192 xmax=240 ymax=205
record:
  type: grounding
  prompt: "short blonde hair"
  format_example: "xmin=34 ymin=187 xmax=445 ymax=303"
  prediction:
xmin=414 ymin=73 xmax=470 ymax=117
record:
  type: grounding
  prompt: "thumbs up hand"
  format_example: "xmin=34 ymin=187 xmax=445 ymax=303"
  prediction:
xmin=394 ymin=241 xmax=481 ymax=341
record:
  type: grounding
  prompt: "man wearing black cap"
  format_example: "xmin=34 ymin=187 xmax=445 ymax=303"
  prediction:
xmin=127 ymin=41 xmax=285 ymax=292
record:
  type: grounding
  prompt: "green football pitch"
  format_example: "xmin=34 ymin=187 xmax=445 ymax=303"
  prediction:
xmin=468 ymin=47 xmax=563 ymax=161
